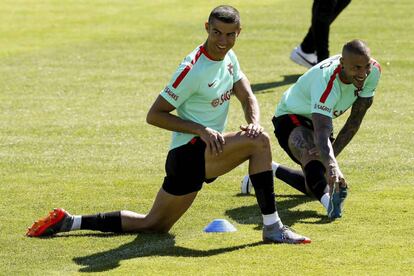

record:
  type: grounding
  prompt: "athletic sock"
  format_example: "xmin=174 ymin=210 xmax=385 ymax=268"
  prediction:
xmin=80 ymin=211 xmax=123 ymax=233
xmin=249 ymin=170 xmax=277 ymax=215
xmin=320 ymin=193 xmax=330 ymax=210
xmin=262 ymin=213 xmax=283 ymax=228
xmin=249 ymin=170 xmax=285 ymax=228
xmin=275 ymin=164 xmax=309 ymax=195
xmin=271 ymin=161 xmax=279 ymax=176
xmin=70 ymin=216 xmax=82 ymax=231
xmin=304 ymin=160 xmax=328 ymax=200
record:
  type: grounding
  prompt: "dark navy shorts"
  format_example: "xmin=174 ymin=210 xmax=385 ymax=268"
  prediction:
xmin=162 ymin=137 xmax=217 ymax=195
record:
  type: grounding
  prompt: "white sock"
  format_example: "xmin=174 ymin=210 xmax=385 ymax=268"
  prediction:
xmin=262 ymin=212 xmax=283 ymax=228
xmin=320 ymin=193 xmax=330 ymax=210
xmin=271 ymin=161 xmax=280 ymax=176
xmin=71 ymin=216 xmax=82 ymax=231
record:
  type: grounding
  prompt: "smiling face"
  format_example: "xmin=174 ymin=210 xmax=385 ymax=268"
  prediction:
xmin=339 ymin=40 xmax=372 ymax=90
xmin=340 ymin=53 xmax=371 ymax=89
xmin=204 ymin=18 xmax=241 ymax=60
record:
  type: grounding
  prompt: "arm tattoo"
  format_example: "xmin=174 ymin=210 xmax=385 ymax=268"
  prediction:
xmin=333 ymin=97 xmax=374 ymax=156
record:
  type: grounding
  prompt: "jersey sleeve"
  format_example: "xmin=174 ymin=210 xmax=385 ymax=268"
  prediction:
xmin=160 ymin=61 xmax=198 ymax=108
xmin=228 ymin=50 xmax=245 ymax=83
xmin=310 ymin=77 xmax=338 ymax=118
xmin=359 ymin=62 xmax=381 ymax=98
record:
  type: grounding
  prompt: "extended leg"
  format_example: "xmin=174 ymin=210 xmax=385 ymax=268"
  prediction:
xmin=26 ymin=188 xmax=198 ymax=237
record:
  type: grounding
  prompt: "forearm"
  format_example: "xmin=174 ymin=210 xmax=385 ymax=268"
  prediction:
xmin=146 ymin=95 xmax=209 ymax=136
xmin=243 ymin=95 xmax=260 ymax=124
xmin=147 ymin=109 xmax=205 ymax=136
xmin=333 ymin=97 xmax=373 ymax=156
xmin=314 ymin=130 xmax=338 ymax=169
xmin=234 ymin=77 xmax=260 ymax=124
xmin=312 ymin=113 xmax=338 ymax=169
xmin=332 ymin=123 xmax=360 ymax=156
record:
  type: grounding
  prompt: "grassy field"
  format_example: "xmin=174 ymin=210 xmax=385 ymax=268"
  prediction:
xmin=1 ymin=0 xmax=413 ymax=274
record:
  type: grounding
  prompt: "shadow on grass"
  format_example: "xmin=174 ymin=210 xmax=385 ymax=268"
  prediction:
xmin=51 ymin=233 xmax=128 ymax=238
xmin=68 ymin=192 xmax=327 ymax=272
xmin=72 ymin=233 xmax=262 ymax=273
xmin=227 ymin=194 xmax=332 ymax=226
xmin=251 ymin=74 xmax=301 ymax=94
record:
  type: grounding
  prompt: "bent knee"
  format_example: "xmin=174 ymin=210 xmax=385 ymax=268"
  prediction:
xmin=143 ymin=220 xmax=172 ymax=234
xmin=252 ymin=131 xmax=271 ymax=150
xmin=147 ymin=226 xmax=171 ymax=234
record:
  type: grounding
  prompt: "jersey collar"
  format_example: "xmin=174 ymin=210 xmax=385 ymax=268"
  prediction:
xmin=200 ymin=44 xmax=223 ymax=62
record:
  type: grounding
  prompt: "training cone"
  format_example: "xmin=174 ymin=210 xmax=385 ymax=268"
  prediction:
xmin=204 ymin=219 xmax=237 ymax=233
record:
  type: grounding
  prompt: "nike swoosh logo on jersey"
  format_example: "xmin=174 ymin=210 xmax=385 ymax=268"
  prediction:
xmin=208 ymin=80 xmax=217 ymax=87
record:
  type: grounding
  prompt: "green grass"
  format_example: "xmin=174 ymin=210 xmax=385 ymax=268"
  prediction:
xmin=1 ymin=0 xmax=413 ymax=274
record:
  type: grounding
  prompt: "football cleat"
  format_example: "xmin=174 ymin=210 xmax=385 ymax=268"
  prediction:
xmin=263 ymin=223 xmax=311 ymax=244
xmin=240 ymin=175 xmax=253 ymax=194
xmin=290 ymin=46 xmax=317 ymax=68
xmin=327 ymin=185 xmax=348 ymax=219
xmin=26 ymin=208 xmax=73 ymax=237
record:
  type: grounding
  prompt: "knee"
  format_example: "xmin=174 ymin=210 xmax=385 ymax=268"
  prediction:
xmin=147 ymin=225 xmax=171 ymax=234
xmin=252 ymin=131 xmax=271 ymax=151
xmin=143 ymin=219 xmax=172 ymax=234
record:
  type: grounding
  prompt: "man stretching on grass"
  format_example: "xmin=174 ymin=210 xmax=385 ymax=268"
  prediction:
xmin=242 ymin=39 xmax=381 ymax=219
xmin=27 ymin=5 xmax=310 ymax=244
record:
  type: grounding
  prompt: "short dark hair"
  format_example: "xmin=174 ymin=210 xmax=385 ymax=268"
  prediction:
xmin=208 ymin=5 xmax=240 ymax=25
xmin=342 ymin=39 xmax=371 ymax=57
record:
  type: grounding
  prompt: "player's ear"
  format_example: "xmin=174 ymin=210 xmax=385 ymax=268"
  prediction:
xmin=205 ymin=21 xmax=209 ymax=33
xmin=340 ymin=57 xmax=344 ymax=68
xmin=236 ymin=27 xmax=242 ymax=37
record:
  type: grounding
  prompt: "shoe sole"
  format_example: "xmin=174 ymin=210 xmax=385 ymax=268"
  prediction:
xmin=263 ymin=237 xmax=311 ymax=244
xmin=26 ymin=208 xmax=67 ymax=237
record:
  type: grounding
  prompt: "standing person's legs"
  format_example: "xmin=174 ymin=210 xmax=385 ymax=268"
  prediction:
xmin=311 ymin=0 xmax=351 ymax=61
xmin=290 ymin=0 xmax=319 ymax=68
xmin=304 ymin=0 xmax=351 ymax=61
xmin=301 ymin=0 xmax=319 ymax=54
xmin=311 ymin=0 xmax=338 ymax=62
xmin=331 ymin=0 xmax=352 ymax=23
